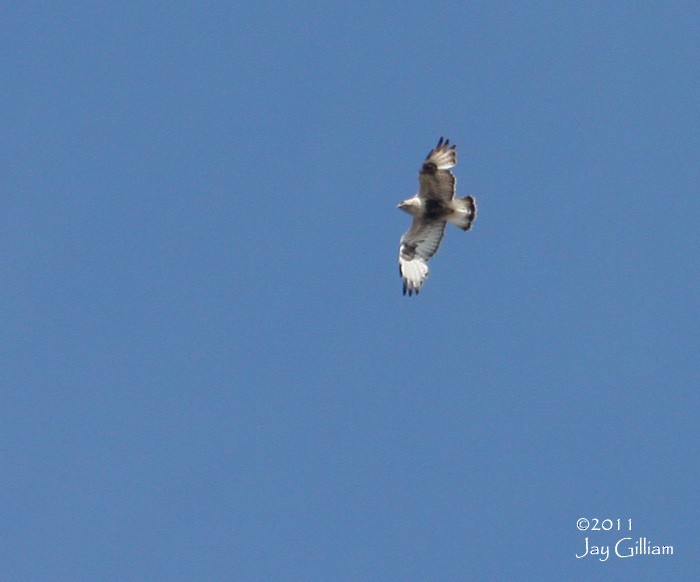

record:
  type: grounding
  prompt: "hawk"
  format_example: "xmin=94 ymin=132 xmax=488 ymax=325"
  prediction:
xmin=397 ymin=137 xmax=477 ymax=296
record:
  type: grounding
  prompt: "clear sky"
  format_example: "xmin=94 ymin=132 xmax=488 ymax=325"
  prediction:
xmin=2 ymin=2 xmax=699 ymax=580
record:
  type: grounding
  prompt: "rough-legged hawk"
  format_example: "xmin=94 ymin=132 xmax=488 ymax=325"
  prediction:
xmin=397 ymin=137 xmax=477 ymax=296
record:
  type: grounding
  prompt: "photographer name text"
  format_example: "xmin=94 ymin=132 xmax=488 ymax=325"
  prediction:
xmin=576 ymin=536 xmax=673 ymax=561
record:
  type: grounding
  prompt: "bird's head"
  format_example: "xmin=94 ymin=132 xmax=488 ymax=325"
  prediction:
xmin=397 ymin=197 xmax=422 ymax=216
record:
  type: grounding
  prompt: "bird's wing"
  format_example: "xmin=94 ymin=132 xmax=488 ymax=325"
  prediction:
xmin=398 ymin=218 xmax=447 ymax=296
xmin=418 ymin=137 xmax=456 ymax=202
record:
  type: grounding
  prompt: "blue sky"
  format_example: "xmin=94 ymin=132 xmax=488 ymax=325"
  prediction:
xmin=2 ymin=2 xmax=699 ymax=580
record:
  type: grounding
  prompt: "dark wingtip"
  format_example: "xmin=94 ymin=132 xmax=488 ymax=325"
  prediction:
xmin=403 ymin=281 xmax=420 ymax=296
xmin=435 ymin=136 xmax=456 ymax=152
xmin=426 ymin=136 xmax=453 ymax=160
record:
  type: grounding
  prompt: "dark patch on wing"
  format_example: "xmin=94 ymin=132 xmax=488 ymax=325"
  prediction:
xmin=421 ymin=161 xmax=437 ymax=175
xmin=399 ymin=242 xmax=417 ymax=260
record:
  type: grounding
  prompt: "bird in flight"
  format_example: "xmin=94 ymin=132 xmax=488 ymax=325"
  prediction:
xmin=397 ymin=137 xmax=477 ymax=296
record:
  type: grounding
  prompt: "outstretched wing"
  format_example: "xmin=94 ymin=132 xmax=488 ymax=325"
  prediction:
xmin=418 ymin=137 xmax=456 ymax=202
xmin=398 ymin=218 xmax=447 ymax=296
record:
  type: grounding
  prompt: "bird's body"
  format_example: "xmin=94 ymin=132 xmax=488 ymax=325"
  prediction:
xmin=397 ymin=137 xmax=477 ymax=295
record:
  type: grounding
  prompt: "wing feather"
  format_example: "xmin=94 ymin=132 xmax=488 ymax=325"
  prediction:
xmin=398 ymin=219 xmax=447 ymax=296
xmin=418 ymin=137 xmax=456 ymax=202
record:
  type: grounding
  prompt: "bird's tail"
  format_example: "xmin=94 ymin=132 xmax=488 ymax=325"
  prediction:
xmin=448 ymin=196 xmax=477 ymax=231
